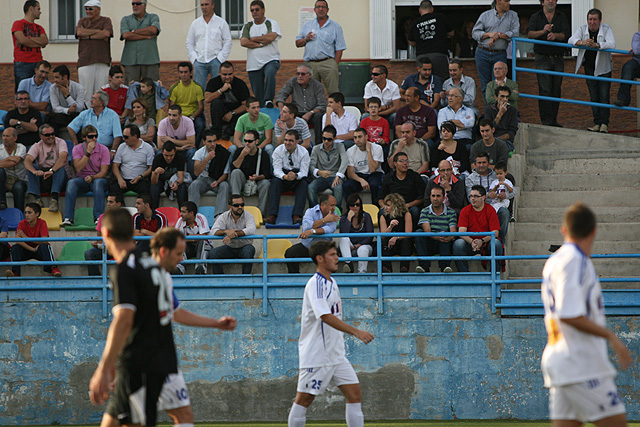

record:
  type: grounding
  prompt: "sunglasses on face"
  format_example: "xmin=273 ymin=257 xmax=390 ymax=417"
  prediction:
xmin=322 ymin=137 xmax=334 ymax=142
xmin=348 ymin=202 xmax=361 ymax=207
xmin=41 ymin=132 xmax=55 ymax=137
xmin=84 ymin=7 xmax=95 ymax=11
xmin=231 ymin=203 xmax=245 ymax=208
xmin=371 ymin=72 xmax=382 ymax=76
xmin=131 ymin=2 xmax=143 ymax=5
xmin=123 ymin=135 xmax=133 ymax=140
xmin=86 ymin=134 xmax=98 ymax=139
xmin=244 ymin=139 xmax=255 ymax=144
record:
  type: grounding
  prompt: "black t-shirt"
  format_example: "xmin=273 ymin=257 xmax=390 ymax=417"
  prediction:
xmin=4 ymin=107 xmax=44 ymax=147
xmin=584 ymin=29 xmax=599 ymax=71
xmin=380 ymin=169 xmax=426 ymax=204
xmin=231 ymin=147 xmax=273 ymax=180
xmin=408 ymin=12 xmax=453 ymax=56
xmin=111 ymin=250 xmax=177 ymax=374
xmin=205 ymin=76 xmax=250 ymax=110
xmin=152 ymin=152 xmax=186 ymax=182
xmin=527 ymin=9 xmax=570 ymax=56
xmin=430 ymin=141 xmax=471 ymax=175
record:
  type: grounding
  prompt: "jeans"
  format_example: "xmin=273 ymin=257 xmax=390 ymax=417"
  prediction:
xmin=338 ymin=237 xmax=372 ymax=273
xmin=248 ymin=60 xmax=281 ymax=106
xmin=307 ymin=176 xmax=344 ymax=208
xmin=10 ymin=243 xmax=56 ymax=275
xmin=268 ymin=178 xmax=308 ymax=218
xmin=452 ymin=237 xmax=503 ymax=272
xmin=14 ymin=62 xmax=36 ymax=92
xmin=535 ymin=54 xmax=564 ymax=125
xmin=64 ymin=177 xmax=109 ymax=221
xmin=187 ymin=175 xmax=229 ymax=215
xmin=342 ymin=172 xmax=383 ymax=208
xmin=150 ymin=179 xmax=186 ymax=211
xmin=207 ymin=244 xmax=255 ymax=274
xmin=229 ymin=169 xmax=270 ymax=215
xmin=192 ymin=115 xmax=206 ymax=153
xmin=0 ymin=169 xmax=27 ymax=210
xmin=475 ymin=48 xmax=507 ymax=100
xmin=84 ymin=246 xmax=109 ymax=276
xmin=27 ymin=165 xmax=67 ymax=197
xmin=194 ymin=58 xmax=221 ymax=91
xmin=616 ymin=59 xmax=640 ymax=105
xmin=496 ymin=206 xmax=510 ymax=243
xmin=415 ymin=235 xmax=452 ymax=271
xmin=585 ymin=68 xmax=611 ymax=126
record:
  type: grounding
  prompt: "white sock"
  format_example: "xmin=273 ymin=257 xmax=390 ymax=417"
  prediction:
xmin=345 ymin=402 xmax=364 ymax=427
xmin=288 ymin=402 xmax=307 ymax=427
xmin=174 ymin=424 xmax=194 ymax=427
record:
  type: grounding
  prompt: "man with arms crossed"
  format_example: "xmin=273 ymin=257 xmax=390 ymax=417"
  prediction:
xmin=541 ymin=202 xmax=632 ymax=427
xmin=288 ymin=240 xmax=374 ymax=427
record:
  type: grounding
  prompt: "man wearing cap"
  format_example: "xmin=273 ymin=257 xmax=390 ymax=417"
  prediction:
xmin=76 ymin=0 xmax=113 ymax=96
xmin=120 ymin=0 xmax=161 ymax=84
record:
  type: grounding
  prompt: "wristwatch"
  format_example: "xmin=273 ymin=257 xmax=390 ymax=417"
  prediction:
xmin=231 ymin=111 xmax=236 ymax=116
xmin=16 ymin=120 xmax=21 ymax=128
xmin=259 ymin=42 xmax=264 ymax=47
xmin=312 ymin=229 xmax=316 ymax=234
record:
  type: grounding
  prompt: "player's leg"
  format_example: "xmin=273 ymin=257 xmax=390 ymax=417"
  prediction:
xmin=290 ymin=365 xmax=337 ymax=427
xmin=334 ymin=363 xmax=364 ymax=427
xmin=288 ymin=392 xmax=315 ymax=427
xmin=159 ymin=372 xmax=193 ymax=427
xmin=593 ymin=413 xmax=627 ymax=427
xmin=551 ymin=421 xmax=582 ymax=427
xmin=166 ymin=405 xmax=194 ymax=427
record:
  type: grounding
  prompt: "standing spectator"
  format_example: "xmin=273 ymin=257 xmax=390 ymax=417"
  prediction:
xmin=614 ymin=30 xmax=640 ymax=107
xmin=76 ymin=0 xmax=113 ymax=95
xmin=189 ymin=129 xmax=230 ymax=213
xmin=208 ymin=194 xmax=257 ymax=274
xmin=240 ymin=0 xmax=281 ymax=108
xmin=400 ymin=57 xmax=442 ymax=110
xmin=169 ymin=62 xmax=205 ymax=144
xmin=415 ymin=185 xmax=456 ymax=273
xmin=0 ymin=128 xmax=28 ymax=211
xmin=204 ymin=62 xmax=250 ymax=137
xmin=7 ymin=202 xmax=60 ymax=277
xmin=388 ymin=123 xmax=431 ymax=175
xmin=380 ymin=152 xmax=425 ymax=226
xmin=230 ymin=130 xmax=271 ymax=216
xmin=425 ymin=159 xmax=468 ymax=214
xmin=469 ymin=118 xmax=510 ymax=167
xmin=67 ymin=91 xmax=123 ymax=151
xmin=363 ymin=65 xmax=401 ymax=127
xmin=186 ymin=0 xmax=232 ymax=90
xmin=343 ymin=128 xmax=384 ymax=207
xmin=407 ymin=0 xmax=454 ymax=81
xmin=150 ymin=142 xmax=186 ymax=211
xmin=338 ymin=193 xmax=374 ymax=274
xmin=84 ymin=194 xmax=122 ymax=276
xmin=437 ymin=87 xmax=476 ymax=147
xmin=308 ymin=125 xmax=347 ymax=208
xmin=484 ymin=61 xmax=519 ymax=108
xmin=233 ymin=97 xmax=275 ymax=156
xmin=24 ymin=124 xmax=69 ymax=212
xmin=526 ymin=0 xmax=570 ymax=127
xmin=132 ymin=194 xmax=167 ymax=253
xmin=484 ymin=86 xmax=519 ymax=145
xmin=296 ymin=0 xmax=346 ymax=94
xmin=157 ymin=105 xmax=196 ymax=172
xmin=472 ymin=0 xmax=519 ymax=98
xmin=322 ymin=92 xmax=358 ymax=149
xmin=275 ymin=64 xmax=327 ymax=144
xmin=568 ymin=9 xmax=615 ymax=133
xmin=111 ymin=124 xmax=154 ymax=196
xmin=455 ymin=21 xmax=478 ymax=58
xmin=274 ymin=103 xmax=312 ymax=150
xmin=62 ymin=125 xmax=110 ymax=226
xmin=4 ymin=91 xmax=44 ymax=148
xmin=265 ymin=130 xmax=310 ymax=225
xmin=394 ymin=88 xmax=437 ymax=143
xmin=175 ymin=201 xmax=210 ymax=275
xmin=120 ymin=0 xmax=161 ymax=83
xmin=12 ymin=0 xmax=48 ymax=91
xmin=17 ymin=60 xmax=52 ymax=115
xmin=124 ymin=98 xmax=156 ymax=146
xmin=430 ymin=122 xmax=470 ymax=177
xmin=380 ymin=193 xmax=413 ymax=273
xmin=439 ymin=60 xmax=477 ymax=110
xmin=124 ymin=77 xmax=169 ymax=122
xmin=49 ymin=65 xmax=86 ymax=133
xmin=101 ymin=66 xmax=129 ymax=122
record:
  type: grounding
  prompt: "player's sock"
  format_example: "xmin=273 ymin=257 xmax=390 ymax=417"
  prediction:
xmin=174 ymin=424 xmax=194 ymax=427
xmin=288 ymin=402 xmax=307 ymax=427
xmin=345 ymin=402 xmax=364 ymax=427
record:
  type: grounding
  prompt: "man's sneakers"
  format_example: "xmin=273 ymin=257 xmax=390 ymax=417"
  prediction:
xmin=265 ymin=100 xmax=274 ymax=109
xmin=415 ymin=265 xmax=427 ymax=273
xmin=442 ymin=266 xmax=453 ymax=273
xmin=195 ymin=265 xmax=206 ymax=275
xmin=343 ymin=262 xmax=354 ymax=273
xmin=51 ymin=267 xmax=62 ymax=277
xmin=62 ymin=218 xmax=74 ymax=227
xmin=587 ymin=124 xmax=600 ymax=132
xmin=34 ymin=198 xmax=45 ymax=208
xmin=48 ymin=199 xmax=59 ymax=212
xmin=599 ymin=124 xmax=608 ymax=133
xmin=5 ymin=269 xmax=16 ymax=277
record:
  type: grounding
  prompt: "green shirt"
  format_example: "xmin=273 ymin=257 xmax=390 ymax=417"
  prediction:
xmin=234 ymin=112 xmax=274 ymax=143
xmin=120 ymin=12 xmax=161 ymax=66
xmin=485 ymin=78 xmax=519 ymax=109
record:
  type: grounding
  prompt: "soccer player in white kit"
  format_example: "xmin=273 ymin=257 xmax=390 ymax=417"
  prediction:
xmin=288 ymin=241 xmax=374 ymax=427
xmin=541 ymin=202 xmax=632 ymax=427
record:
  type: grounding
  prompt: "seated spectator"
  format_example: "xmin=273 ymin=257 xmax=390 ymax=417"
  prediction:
xmin=133 ymin=194 xmax=168 ymax=253
xmin=230 ymin=130 xmax=271 ymax=216
xmin=124 ymin=98 xmax=157 ymax=147
xmin=469 ymin=118 xmax=510 ymax=167
xmin=84 ymin=194 xmax=123 ymax=276
xmin=175 ymin=201 xmax=210 ymax=275
xmin=380 ymin=152 xmax=425 ymax=226
xmin=67 ymin=91 xmax=123 ymax=151
xmin=430 ymin=121 xmax=470 ymax=176
xmin=0 ymin=128 xmax=28 ymax=211
xmin=308 ymin=125 xmax=347 ymax=208
xmin=0 ymin=216 xmax=9 ymax=261
xmin=363 ymin=64 xmax=401 ymax=127
xmin=205 ymin=61 xmax=250 ymax=138
xmin=322 ymin=92 xmax=358 ymax=149
xmin=426 ymin=159 xmax=468 ymax=215
xmin=17 ymin=60 xmax=52 ymax=115
xmin=24 ymin=124 xmax=69 ymax=212
xmin=394 ymin=87 xmax=437 ymax=143
xmin=124 ymin=77 xmax=170 ymax=122
xmin=189 ymin=129 xmax=230 ymax=214
xmin=343 ymin=128 xmax=384 ymax=208
xmin=265 ymin=130 xmax=310 ymax=225
xmin=101 ymin=65 xmax=128 ymax=122
xmin=359 ymin=97 xmax=390 ymax=157
xmin=169 ymin=61 xmax=206 ymax=144
xmin=437 ymin=87 xmax=476 ymax=147
xmin=157 ymin=105 xmax=196 ymax=168
xmin=614 ymin=30 xmax=640 ymax=107
xmin=7 ymin=202 xmax=61 ymax=277
xmin=440 ymin=60 xmax=477 ymax=110
xmin=388 ymin=123 xmax=430 ymax=176
xmin=274 ymin=103 xmax=311 ymax=150
xmin=111 ymin=124 xmax=155 ymax=196
xmin=233 ymin=96 xmax=275 ymax=156
xmin=484 ymin=62 xmax=519 ymax=108
xmin=4 ymin=91 xmax=44 ymax=148
xmin=452 ymin=184 xmax=503 ymax=272
xmin=150 ymin=141 xmax=186 ymax=210
xmin=62 ymin=125 xmax=110 ymax=226
xmin=415 ymin=185 xmax=456 ymax=273
xmin=400 ymin=57 xmax=442 ymax=110
xmin=338 ymin=193 xmax=374 ymax=274
xmin=487 ymin=161 xmax=514 ymax=220
xmin=208 ymin=195 xmax=256 ymax=274
xmin=284 ymin=194 xmax=338 ymax=273
xmin=380 ymin=193 xmax=413 ymax=273
xmin=483 ymin=86 xmax=518 ymax=147
xmin=48 ymin=64 xmax=86 ymax=133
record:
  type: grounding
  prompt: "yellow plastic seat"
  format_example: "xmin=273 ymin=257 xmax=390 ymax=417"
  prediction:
xmin=363 ymin=203 xmax=379 ymax=228
xmin=266 ymin=239 xmax=292 ymax=259
xmin=244 ymin=206 xmax=263 ymax=227
xmin=40 ymin=208 xmax=62 ymax=231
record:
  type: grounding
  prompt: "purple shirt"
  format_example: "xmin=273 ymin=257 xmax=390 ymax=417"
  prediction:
xmin=632 ymin=31 xmax=640 ymax=65
xmin=72 ymin=141 xmax=111 ymax=178
xmin=394 ymin=104 xmax=437 ymax=139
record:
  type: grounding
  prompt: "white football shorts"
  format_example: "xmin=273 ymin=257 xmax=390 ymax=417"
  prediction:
xmin=296 ymin=362 xmax=359 ymax=395
xmin=549 ymin=376 xmax=625 ymax=423
xmin=157 ymin=371 xmax=191 ymax=411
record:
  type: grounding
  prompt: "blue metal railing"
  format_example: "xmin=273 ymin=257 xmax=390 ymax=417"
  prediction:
xmin=511 ymin=37 xmax=640 ymax=113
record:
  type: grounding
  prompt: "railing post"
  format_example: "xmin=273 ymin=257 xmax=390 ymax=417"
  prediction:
xmin=376 ymin=236 xmax=383 ymax=314
xmin=262 ymin=235 xmax=268 ymax=317
xmin=490 ymin=233 xmax=497 ymax=314
xmin=511 ymin=38 xmax=518 ymax=82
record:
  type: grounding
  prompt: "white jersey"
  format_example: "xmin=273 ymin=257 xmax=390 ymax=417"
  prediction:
xmin=175 ymin=213 xmax=209 ymax=236
xmin=541 ymin=243 xmax=616 ymax=387
xmin=298 ymin=272 xmax=348 ymax=368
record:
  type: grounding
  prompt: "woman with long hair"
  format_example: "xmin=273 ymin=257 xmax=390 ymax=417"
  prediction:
xmin=380 ymin=193 xmax=413 ymax=273
xmin=338 ymin=193 xmax=374 ymax=273
xmin=124 ymin=97 xmax=156 ymax=146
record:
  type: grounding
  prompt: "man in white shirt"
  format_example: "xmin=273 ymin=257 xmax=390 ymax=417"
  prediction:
xmin=541 ymin=202 xmax=631 ymax=427
xmin=287 ymin=240 xmax=374 ymax=427
xmin=342 ymin=128 xmax=384 ymax=207
xmin=0 ymin=128 xmax=28 ymax=211
xmin=49 ymin=64 xmax=86 ymax=133
xmin=186 ymin=0 xmax=232 ymax=90
xmin=363 ymin=64 xmax=401 ymax=128
xmin=322 ymin=92 xmax=358 ymax=149
xmin=175 ymin=201 xmax=210 ymax=275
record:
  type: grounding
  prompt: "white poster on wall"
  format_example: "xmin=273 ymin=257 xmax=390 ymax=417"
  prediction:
xmin=298 ymin=7 xmax=315 ymax=34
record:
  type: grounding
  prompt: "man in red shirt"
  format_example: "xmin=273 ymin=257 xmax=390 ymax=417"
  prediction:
xmin=12 ymin=0 xmax=49 ymax=91
xmin=132 ymin=194 xmax=168 ymax=253
xmin=452 ymin=184 xmax=502 ymax=272
xmin=100 ymin=65 xmax=128 ymax=122
xmin=7 ymin=202 xmax=60 ymax=277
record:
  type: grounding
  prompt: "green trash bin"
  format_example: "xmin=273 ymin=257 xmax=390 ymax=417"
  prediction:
xmin=339 ymin=62 xmax=371 ymax=105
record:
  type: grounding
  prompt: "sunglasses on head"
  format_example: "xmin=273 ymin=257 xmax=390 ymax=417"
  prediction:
xmin=231 ymin=203 xmax=245 ymax=208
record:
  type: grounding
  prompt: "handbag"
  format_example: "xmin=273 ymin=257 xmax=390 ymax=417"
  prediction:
xmin=243 ymin=148 xmax=262 ymax=196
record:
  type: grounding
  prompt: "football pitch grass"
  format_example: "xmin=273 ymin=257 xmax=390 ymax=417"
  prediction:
xmin=16 ymin=422 xmax=640 ymax=427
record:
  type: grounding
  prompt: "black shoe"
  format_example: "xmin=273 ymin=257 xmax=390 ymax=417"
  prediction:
xmin=614 ymin=99 xmax=628 ymax=107
xmin=292 ymin=215 xmax=303 ymax=224
xmin=0 ymin=202 xmax=6 ymax=210
xmin=343 ymin=262 xmax=354 ymax=273
xmin=264 ymin=215 xmax=277 ymax=224
xmin=551 ymin=122 xmax=563 ymax=128
xmin=382 ymin=265 xmax=392 ymax=273
xmin=265 ymin=100 xmax=274 ymax=108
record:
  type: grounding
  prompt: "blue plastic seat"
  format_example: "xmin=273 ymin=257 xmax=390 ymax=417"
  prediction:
xmin=261 ymin=107 xmax=281 ymax=126
xmin=0 ymin=110 xmax=7 ymax=131
xmin=0 ymin=208 xmax=24 ymax=230
xmin=264 ymin=205 xmax=301 ymax=229
xmin=199 ymin=206 xmax=216 ymax=226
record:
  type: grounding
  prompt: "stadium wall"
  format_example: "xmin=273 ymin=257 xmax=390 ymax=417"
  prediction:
xmin=1 ymin=295 xmax=639 ymax=424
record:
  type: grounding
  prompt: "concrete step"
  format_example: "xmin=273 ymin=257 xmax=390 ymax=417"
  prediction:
xmin=507 ymin=258 xmax=640 ymax=278
xmin=513 ymin=223 xmax=640 ymax=242
xmin=524 ymin=124 xmax=640 ymax=152
xmin=518 ymin=190 xmax=640 ymax=208
xmin=510 ymin=241 xmax=640 ymax=256
xmin=517 ymin=207 xmax=640 ymax=223
xmin=522 ymin=173 xmax=640 ymax=191
xmin=526 ymin=158 xmax=640 ymax=176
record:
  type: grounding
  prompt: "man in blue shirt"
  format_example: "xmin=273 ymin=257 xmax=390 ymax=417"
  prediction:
xmin=67 ymin=91 xmax=123 ymax=155
xmin=400 ymin=57 xmax=443 ymax=110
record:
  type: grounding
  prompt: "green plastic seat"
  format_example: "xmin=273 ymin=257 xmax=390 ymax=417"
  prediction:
xmin=65 ymin=207 xmax=97 ymax=231
xmin=58 ymin=241 xmax=94 ymax=262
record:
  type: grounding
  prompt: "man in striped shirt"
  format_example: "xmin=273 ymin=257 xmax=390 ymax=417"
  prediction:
xmin=415 ymin=185 xmax=457 ymax=273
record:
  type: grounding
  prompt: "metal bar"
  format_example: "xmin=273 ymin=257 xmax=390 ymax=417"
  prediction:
xmin=514 ymin=66 xmax=640 ymax=87
xmin=511 ymin=37 xmax=631 ymax=55
xmin=262 ymin=235 xmax=268 ymax=317
xmin=376 ymin=237 xmax=383 ymax=314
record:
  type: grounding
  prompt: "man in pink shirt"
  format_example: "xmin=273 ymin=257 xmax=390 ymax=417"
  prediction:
xmin=157 ymin=104 xmax=197 ymax=177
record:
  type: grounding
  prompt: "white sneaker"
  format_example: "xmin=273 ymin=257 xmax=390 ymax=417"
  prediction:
xmin=415 ymin=265 xmax=426 ymax=273
xmin=587 ymin=124 xmax=600 ymax=132
xmin=599 ymin=124 xmax=608 ymax=133
xmin=61 ymin=218 xmax=73 ymax=226
xmin=443 ymin=266 xmax=453 ymax=273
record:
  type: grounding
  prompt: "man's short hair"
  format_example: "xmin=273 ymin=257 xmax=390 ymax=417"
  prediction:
xmin=315 ymin=0 xmax=329 ymax=7
xmin=95 ymin=90 xmax=109 ymax=108
xmin=373 ymin=64 xmax=388 ymax=76
xmin=393 ymin=151 xmax=408 ymax=162
xmin=203 ymin=128 xmax=218 ymax=140
xmin=244 ymin=129 xmax=259 ymax=140
xmin=297 ymin=64 xmax=312 ymax=76
xmin=181 ymin=201 xmax=198 ymax=215
xmin=109 ymin=65 xmax=124 ymax=77
xmin=419 ymin=0 xmax=433 ymax=10
xmin=328 ymin=92 xmax=345 ymax=106
xmin=35 ymin=60 xmax=51 ymax=71
xmin=406 ymin=87 xmax=420 ymax=98
xmin=38 ymin=123 xmax=54 ymax=134
xmin=284 ymin=102 xmax=298 ymax=116
xmin=110 ymin=193 xmax=125 ymax=205
xmin=470 ymin=185 xmax=486 ymax=197
xmin=151 ymin=228 xmax=186 ymax=256
xmin=228 ymin=194 xmax=243 ymax=205
xmin=587 ymin=8 xmax=602 ymax=20
xmin=220 ymin=61 xmax=234 ymax=70
xmin=124 ymin=123 xmax=141 ymax=138
xmin=23 ymin=0 xmax=39 ymax=14
xmin=177 ymin=61 xmax=193 ymax=72
xmin=475 ymin=152 xmax=490 ymax=162
xmin=354 ymin=127 xmax=367 ymax=137
xmin=401 ymin=122 xmax=416 ymax=131
xmin=494 ymin=161 xmax=507 ymax=172
xmin=367 ymin=96 xmax=381 ymax=107
xmin=102 ymin=208 xmax=133 ymax=242
xmin=563 ymin=202 xmax=596 ymax=239
xmin=285 ymin=129 xmax=300 ymax=141
xmin=449 ymin=59 xmax=463 ymax=69
xmin=417 ymin=56 xmax=432 ymax=67
xmin=479 ymin=118 xmax=496 ymax=129
xmin=309 ymin=240 xmax=337 ymax=265
xmin=246 ymin=96 xmax=260 ymax=107
xmin=137 ymin=193 xmax=152 ymax=206
xmin=5 ymin=127 xmax=18 ymax=138
xmin=53 ymin=64 xmax=70 ymax=79
xmin=162 ymin=141 xmax=176 ymax=152
xmin=168 ymin=104 xmax=182 ymax=115
xmin=430 ymin=185 xmax=444 ymax=196
xmin=322 ymin=124 xmax=337 ymax=137
xmin=15 ymin=90 xmax=30 ymax=100
xmin=450 ymin=86 xmax=465 ymax=99
xmin=140 ymin=77 xmax=154 ymax=87
xmin=495 ymin=85 xmax=512 ymax=97
xmin=25 ymin=202 xmax=41 ymax=216
xmin=319 ymin=193 xmax=332 ymax=205
xmin=250 ymin=0 xmax=265 ymax=9
xmin=80 ymin=125 xmax=98 ymax=140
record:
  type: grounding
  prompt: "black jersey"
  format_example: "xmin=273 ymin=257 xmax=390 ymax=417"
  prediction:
xmin=111 ymin=249 xmax=178 ymax=375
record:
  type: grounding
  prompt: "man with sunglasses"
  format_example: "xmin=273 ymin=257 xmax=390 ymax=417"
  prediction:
xmin=62 ymin=125 xmax=110 ymax=226
xmin=308 ymin=125 xmax=347 ymax=208
xmin=208 ymin=194 xmax=257 ymax=274
xmin=120 ymin=0 xmax=161 ymax=84
xmin=111 ymin=124 xmax=155 ymax=196
xmin=363 ymin=65 xmax=401 ymax=128
xmin=75 ymin=0 xmax=113 ymax=95
xmin=230 ymin=130 xmax=271 ymax=216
